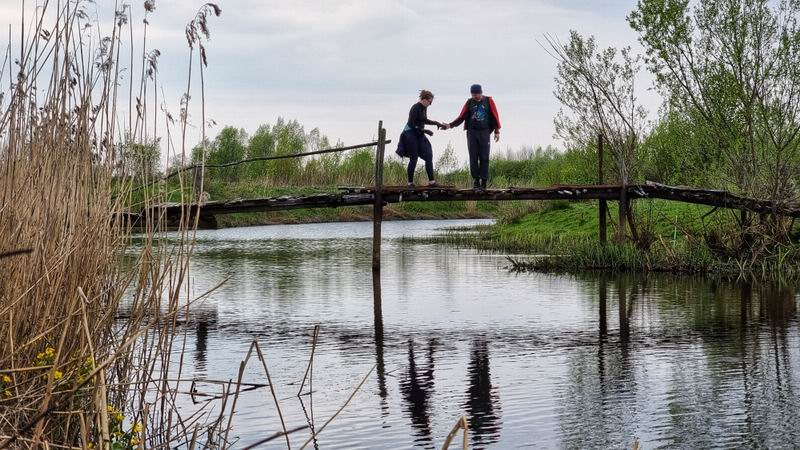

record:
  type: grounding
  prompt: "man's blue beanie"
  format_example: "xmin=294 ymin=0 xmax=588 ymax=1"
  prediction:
xmin=470 ymin=84 xmax=482 ymax=94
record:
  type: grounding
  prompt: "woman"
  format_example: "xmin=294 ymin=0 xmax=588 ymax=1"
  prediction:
xmin=396 ymin=90 xmax=445 ymax=187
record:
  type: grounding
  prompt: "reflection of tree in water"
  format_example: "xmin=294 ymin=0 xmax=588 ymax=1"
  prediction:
xmin=465 ymin=338 xmax=501 ymax=449
xmin=400 ymin=339 xmax=438 ymax=449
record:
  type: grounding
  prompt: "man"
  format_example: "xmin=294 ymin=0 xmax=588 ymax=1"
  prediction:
xmin=446 ymin=84 xmax=501 ymax=189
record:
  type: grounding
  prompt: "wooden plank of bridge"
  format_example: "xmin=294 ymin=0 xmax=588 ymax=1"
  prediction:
xmin=372 ymin=121 xmax=386 ymax=271
xmin=598 ymin=134 xmax=607 ymax=246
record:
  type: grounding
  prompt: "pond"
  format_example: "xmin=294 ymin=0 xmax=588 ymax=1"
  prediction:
xmin=164 ymin=219 xmax=800 ymax=449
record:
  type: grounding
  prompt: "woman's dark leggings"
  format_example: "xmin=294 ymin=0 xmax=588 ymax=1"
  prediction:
xmin=408 ymin=156 xmax=434 ymax=182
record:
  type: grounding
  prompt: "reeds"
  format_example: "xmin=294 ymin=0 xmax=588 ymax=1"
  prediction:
xmin=0 ymin=1 xmax=228 ymax=448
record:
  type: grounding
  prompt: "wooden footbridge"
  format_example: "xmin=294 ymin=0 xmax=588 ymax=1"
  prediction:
xmin=135 ymin=122 xmax=800 ymax=270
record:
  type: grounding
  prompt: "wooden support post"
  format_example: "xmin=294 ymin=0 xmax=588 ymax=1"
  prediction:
xmin=617 ymin=169 xmax=628 ymax=244
xmin=192 ymin=165 xmax=203 ymax=198
xmin=372 ymin=121 xmax=386 ymax=271
xmin=598 ymin=134 xmax=607 ymax=246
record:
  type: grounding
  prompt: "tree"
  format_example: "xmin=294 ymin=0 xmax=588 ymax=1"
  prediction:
xmin=436 ymin=142 xmax=459 ymax=178
xmin=269 ymin=118 xmax=306 ymax=183
xmin=544 ymin=31 xmax=650 ymax=242
xmin=207 ymin=126 xmax=247 ymax=181
xmin=629 ymin=0 xmax=800 ymax=203
xmin=246 ymin=124 xmax=275 ymax=179
xmin=119 ymin=136 xmax=161 ymax=180
xmin=545 ymin=31 xmax=649 ymax=187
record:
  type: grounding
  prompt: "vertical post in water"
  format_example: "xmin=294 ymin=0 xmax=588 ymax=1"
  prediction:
xmin=598 ymin=134 xmax=607 ymax=246
xmin=372 ymin=121 xmax=386 ymax=271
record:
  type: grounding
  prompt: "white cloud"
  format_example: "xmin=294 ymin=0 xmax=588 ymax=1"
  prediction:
xmin=0 ymin=0 xmax=659 ymax=161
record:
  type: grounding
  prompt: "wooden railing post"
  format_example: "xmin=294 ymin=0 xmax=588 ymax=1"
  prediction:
xmin=598 ymin=134 xmax=607 ymax=246
xmin=372 ymin=121 xmax=386 ymax=271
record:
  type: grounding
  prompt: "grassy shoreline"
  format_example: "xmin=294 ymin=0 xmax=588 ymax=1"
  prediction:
xmin=405 ymin=200 xmax=800 ymax=279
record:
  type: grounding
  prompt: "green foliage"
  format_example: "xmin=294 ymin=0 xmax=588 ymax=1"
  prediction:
xmin=629 ymin=0 xmax=800 ymax=200
xmin=269 ymin=118 xmax=306 ymax=183
xmin=205 ymin=126 xmax=247 ymax=181
xmin=245 ymin=124 xmax=275 ymax=179
xmin=547 ymin=31 xmax=648 ymax=184
xmin=119 ymin=136 xmax=160 ymax=180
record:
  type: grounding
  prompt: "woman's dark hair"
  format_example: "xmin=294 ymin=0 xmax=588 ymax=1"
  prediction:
xmin=419 ymin=90 xmax=434 ymax=101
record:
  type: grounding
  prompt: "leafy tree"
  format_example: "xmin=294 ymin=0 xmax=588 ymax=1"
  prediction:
xmin=246 ymin=124 xmax=275 ymax=179
xmin=207 ymin=126 xmax=247 ymax=181
xmin=119 ymin=136 xmax=161 ymax=180
xmin=544 ymin=31 xmax=649 ymax=186
xmin=269 ymin=118 xmax=306 ymax=183
xmin=629 ymin=0 xmax=800 ymax=202
xmin=436 ymin=142 xmax=459 ymax=178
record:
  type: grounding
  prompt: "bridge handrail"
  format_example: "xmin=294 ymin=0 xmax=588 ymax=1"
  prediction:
xmin=126 ymin=139 xmax=392 ymax=196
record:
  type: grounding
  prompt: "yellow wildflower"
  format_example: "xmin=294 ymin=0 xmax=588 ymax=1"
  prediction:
xmin=132 ymin=423 xmax=142 ymax=433
xmin=3 ymin=390 xmax=11 ymax=398
xmin=53 ymin=370 xmax=63 ymax=380
xmin=2 ymin=375 xmax=11 ymax=384
xmin=107 ymin=404 xmax=115 ymax=413
xmin=45 ymin=347 xmax=55 ymax=356
xmin=114 ymin=412 xmax=124 ymax=423
xmin=87 ymin=443 xmax=95 ymax=450
xmin=130 ymin=437 xmax=141 ymax=446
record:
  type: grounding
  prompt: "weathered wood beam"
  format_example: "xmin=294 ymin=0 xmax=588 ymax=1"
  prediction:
xmin=141 ymin=183 xmax=800 ymax=224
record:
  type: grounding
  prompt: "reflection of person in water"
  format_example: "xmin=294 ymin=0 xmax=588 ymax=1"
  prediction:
xmin=465 ymin=338 xmax=501 ymax=448
xmin=399 ymin=339 xmax=438 ymax=448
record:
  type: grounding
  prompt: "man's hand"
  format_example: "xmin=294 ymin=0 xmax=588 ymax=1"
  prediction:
xmin=424 ymin=129 xmax=434 ymax=136
xmin=494 ymin=131 xmax=500 ymax=142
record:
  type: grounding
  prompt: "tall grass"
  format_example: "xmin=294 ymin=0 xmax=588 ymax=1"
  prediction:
xmin=0 ymin=2 xmax=231 ymax=448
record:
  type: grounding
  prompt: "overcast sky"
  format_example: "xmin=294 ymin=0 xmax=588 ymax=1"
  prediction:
xmin=1 ymin=0 xmax=660 ymax=160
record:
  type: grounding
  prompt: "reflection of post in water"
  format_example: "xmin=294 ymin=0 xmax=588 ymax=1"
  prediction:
xmin=372 ymin=271 xmax=388 ymax=414
xmin=618 ymin=276 xmax=630 ymax=343
xmin=400 ymin=339 xmax=437 ymax=448
xmin=465 ymin=338 xmax=501 ymax=449
xmin=598 ymin=275 xmax=608 ymax=384
xmin=762 ymin=283 xmax=797 ymax=388
xmin=599 ymin=275 xmax=608 ymax=338
xmin=195 ymin=317 xmax=210 ymax=375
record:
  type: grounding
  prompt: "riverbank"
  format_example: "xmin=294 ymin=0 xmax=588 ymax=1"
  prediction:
xmin=406 ymin=199 xmax=800 ymax=278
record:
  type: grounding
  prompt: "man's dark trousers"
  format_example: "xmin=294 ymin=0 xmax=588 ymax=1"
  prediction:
xmin=467 ymin=129 xmax=491 ymax=182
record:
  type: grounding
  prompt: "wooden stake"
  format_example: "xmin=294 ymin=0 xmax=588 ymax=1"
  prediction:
xmin=598 ymin=134 xmax=607 ymax=246
xmin=372 ymin=121 xmax=386 ymax=271
xmin=617 ymin=176 xmax=628 ymax=245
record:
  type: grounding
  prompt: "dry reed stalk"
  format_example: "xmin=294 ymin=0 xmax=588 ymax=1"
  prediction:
xmin=298 ymin=364 xmax=376 ymax=450
xmin=440 ymin=416 xmax=469 ymax=450
xmin=0 ymin=1 xmax=226 ymax=449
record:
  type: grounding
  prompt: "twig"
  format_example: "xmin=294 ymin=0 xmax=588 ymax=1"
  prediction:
xmin=298 ymin=364 xmax=376 ymax=450
xmin=297 ymin=325 xmax=320 ymax=396
xmin=440 ymin=416 xmax=469 ymax=450
xmin=240 ymin=425 xmax=310 ymax=450
xmin=253 ymin=341 xmax=291 ymax=450
xmin=0 ymin=248 xmax=32 ymax=259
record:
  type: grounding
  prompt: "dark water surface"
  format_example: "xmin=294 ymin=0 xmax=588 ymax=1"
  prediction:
xmin=170 ymin=220 xmax=800 ymax=449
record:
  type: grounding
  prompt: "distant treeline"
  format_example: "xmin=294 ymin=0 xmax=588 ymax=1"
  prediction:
xmin=121 ymin=114 xmax=722 ymax=196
